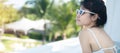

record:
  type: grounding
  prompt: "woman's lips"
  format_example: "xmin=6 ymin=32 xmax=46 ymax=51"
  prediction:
xmin=76 ymin=19 xmax=80 ymax=22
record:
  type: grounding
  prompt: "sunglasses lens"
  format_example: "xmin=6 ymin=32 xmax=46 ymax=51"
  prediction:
xmin=76 ymin=9 xmax=85 ymax=15
xmin=79 ymin=10 xmax=83 ymax=15
xmin=76 ymin=9 xmax=96 ymax=16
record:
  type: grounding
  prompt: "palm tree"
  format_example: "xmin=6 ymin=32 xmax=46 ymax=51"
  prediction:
xmin=21 ymin=0 xmax=54 ymax=44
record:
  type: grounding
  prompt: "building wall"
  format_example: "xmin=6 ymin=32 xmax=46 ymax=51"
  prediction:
xmin=105 ymin=0 xmax=120 ymax=42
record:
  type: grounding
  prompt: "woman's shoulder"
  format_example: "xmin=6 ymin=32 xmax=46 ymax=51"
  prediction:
xmin=87 ymin=27 xmax=105 ymax=35
xmin=79 ymin=27 xmax=100 ymax=35
xmin=79 ymin=29 xmax=92 ymax=39
xmin=79 ymin=29 xmax=90 ymax=35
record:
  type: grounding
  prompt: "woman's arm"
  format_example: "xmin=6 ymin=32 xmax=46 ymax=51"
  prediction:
xmin=79 ymin=30 xmax=92 ymax=53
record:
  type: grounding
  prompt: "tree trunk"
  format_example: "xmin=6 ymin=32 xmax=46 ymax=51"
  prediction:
xmin=62 ymin=32 xmax=67 ymax=40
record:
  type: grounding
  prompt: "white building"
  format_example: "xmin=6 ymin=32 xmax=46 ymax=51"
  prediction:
xmin=105 ymin=0 xmax=120 ymax=42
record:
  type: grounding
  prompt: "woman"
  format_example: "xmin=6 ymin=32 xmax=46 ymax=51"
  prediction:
xmin=76 ymin=0 xmax=117 ymax=53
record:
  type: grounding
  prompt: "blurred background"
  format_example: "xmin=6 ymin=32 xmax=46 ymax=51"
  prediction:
xmin=0 ymin=0 xmax=81 ymax=53
xmin=0 ymin=0 xmax=120 ymax=53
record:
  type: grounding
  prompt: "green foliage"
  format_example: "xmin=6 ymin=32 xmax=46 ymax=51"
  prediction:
xmin=0 ymin=3 xmax=20 ymax=25
xmin=20 ymin=35 xmax=29 ymax=39
xmin=20 ymin=0 xmax=54 ymax=20
xmin=1 ymin=39 xmax=14 ymax=51
xmin=1 ymin=38 xmax=42 ymax=52
xmin=1 ymin=35 xmax=42 ymax=52
xmin=19 ymin=0 xmax=81 ymax=41
xmin=26 ymin=14 xmax=38 ymax=20
xmin=45 ymin=0 xmax=80 ymax=39
xmin=3 ymin=34 xmax=16 ymax=38
xmin=28 ymin=31 xmax=43 ymax=40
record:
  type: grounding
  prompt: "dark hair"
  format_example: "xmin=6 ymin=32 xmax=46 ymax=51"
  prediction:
xmin=80 ymin=0 xmax=107 ymax=27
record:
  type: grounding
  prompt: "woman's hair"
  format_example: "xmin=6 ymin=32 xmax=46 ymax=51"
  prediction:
xmin=80 ymin=0 xmax=107 ymax=27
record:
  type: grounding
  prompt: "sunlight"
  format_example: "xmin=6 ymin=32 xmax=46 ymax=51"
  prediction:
xmin=4 ymin=0 xmax=27 ymax=9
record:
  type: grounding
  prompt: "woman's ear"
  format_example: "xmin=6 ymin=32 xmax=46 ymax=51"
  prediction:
xmin=91 ymin=14 xmax=98 ymax=22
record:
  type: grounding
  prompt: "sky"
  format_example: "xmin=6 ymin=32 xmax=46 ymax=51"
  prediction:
xmin=4 ymin=0 xmax=71 ymax=10
xmin=4 ymin=0 xmax=28 ymax=10
xmin=4 ymin=0 xmax=107 ymax=10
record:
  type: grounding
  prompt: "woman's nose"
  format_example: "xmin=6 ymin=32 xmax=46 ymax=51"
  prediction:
xmin=76 ymin=14 xmax=80 ymax=18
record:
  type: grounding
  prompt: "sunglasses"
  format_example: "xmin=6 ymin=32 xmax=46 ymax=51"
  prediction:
xmin=76 ymin=9 xmax=101 ymax=19
xmin=76 ymin=9 xmax=96 ymax=16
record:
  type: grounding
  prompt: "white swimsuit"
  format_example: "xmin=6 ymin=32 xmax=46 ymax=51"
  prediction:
xmin=87 ymin=29 xmax=117 ymax=53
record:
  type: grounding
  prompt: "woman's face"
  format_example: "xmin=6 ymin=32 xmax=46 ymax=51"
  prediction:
xmin=76 ymin=6 xmax=95 ymax=27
